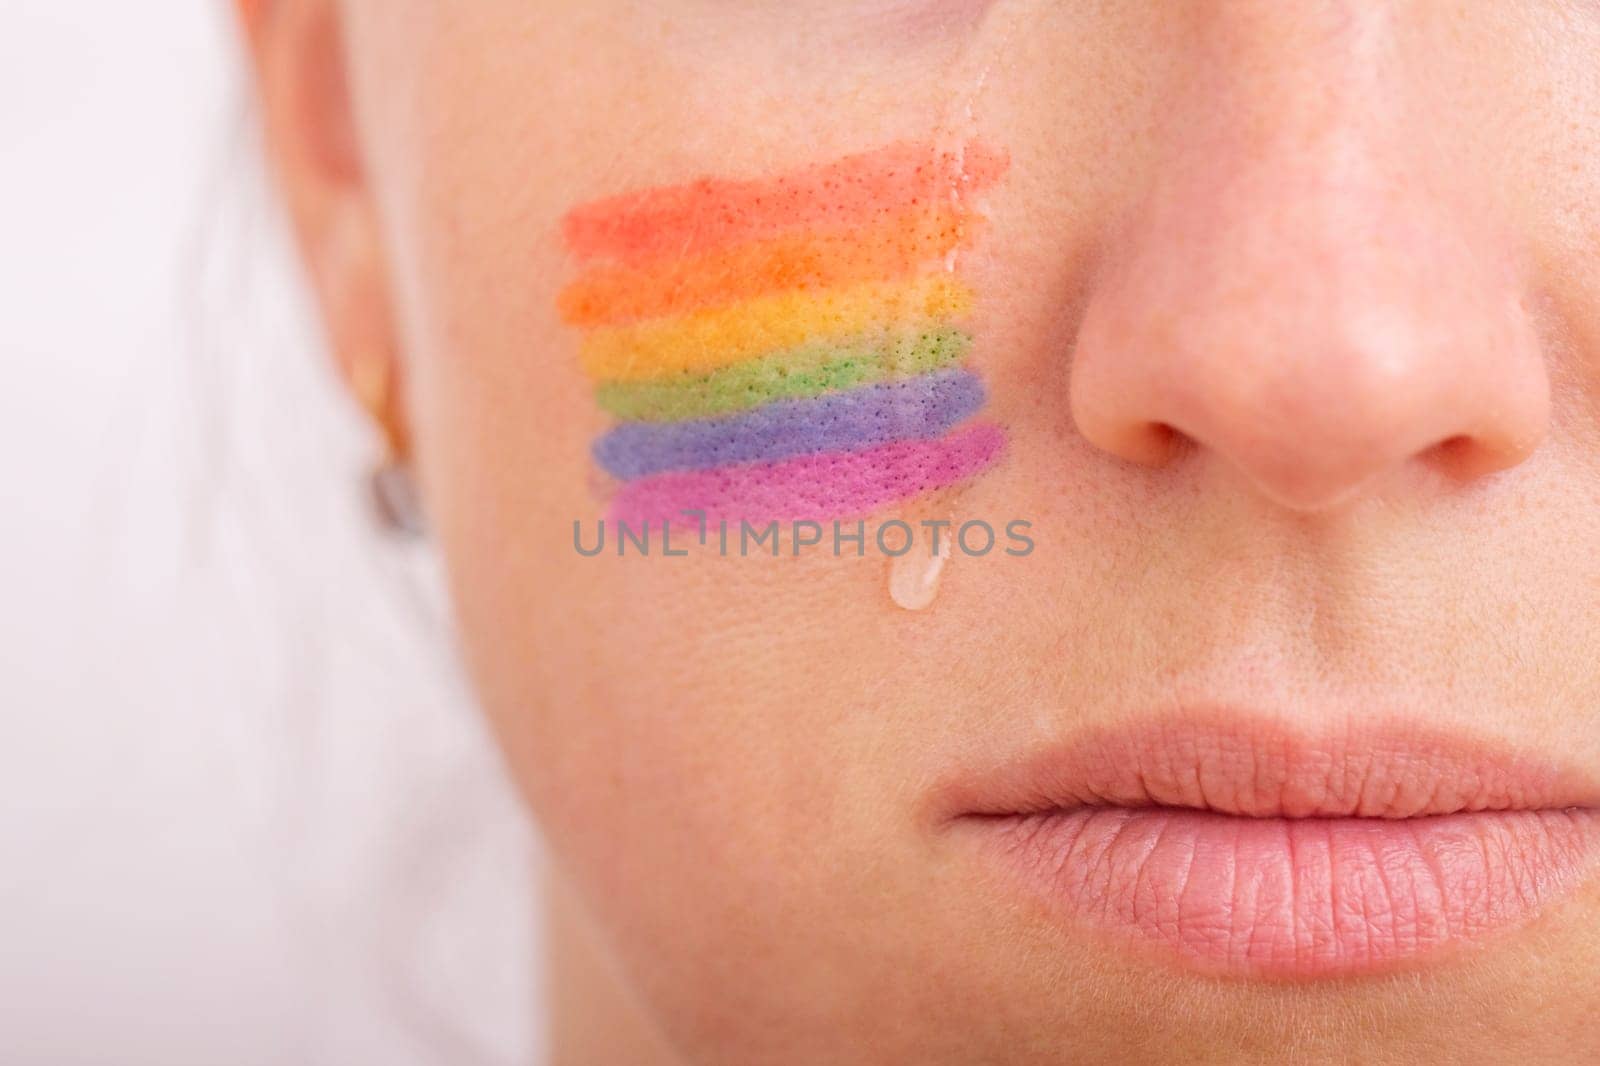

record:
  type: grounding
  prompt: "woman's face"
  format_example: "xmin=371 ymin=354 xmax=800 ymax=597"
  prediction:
xmin=252 ymin=1 xmax=1600 ymax=1061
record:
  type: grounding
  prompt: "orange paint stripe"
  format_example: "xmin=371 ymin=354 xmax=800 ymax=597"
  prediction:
xmin=557 ymin=204 xmax=979 ymax=327
xmin=562 ymin=139 xmax=1008 ymax=267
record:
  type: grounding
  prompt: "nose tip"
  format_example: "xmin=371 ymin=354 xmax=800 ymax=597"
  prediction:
xmin=1061 ymin=4 xmax=1553 ymax=512
xmin=1071 ymin=279 xmax=1550 ymax=510
xmin=1067 ymin=142 xmax=1550 ymax=510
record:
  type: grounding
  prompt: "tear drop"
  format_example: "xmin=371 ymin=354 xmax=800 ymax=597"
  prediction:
xmin=888 ymin=534 xmax=952 ymax=611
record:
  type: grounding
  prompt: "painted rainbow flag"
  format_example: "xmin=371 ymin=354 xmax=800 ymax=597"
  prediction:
xmin=559 ymin=139 xmax=1010 ymax=526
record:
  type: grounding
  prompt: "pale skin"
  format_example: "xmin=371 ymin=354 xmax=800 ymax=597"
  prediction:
xmin=238 ymin=2 xmax=1600 ymax=1062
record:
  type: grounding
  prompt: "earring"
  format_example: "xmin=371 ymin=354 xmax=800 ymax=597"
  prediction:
xmin=351 ymin=353 xmax=426 ymax=537
xmin=370 ymin=457 xmax=426 ymax=537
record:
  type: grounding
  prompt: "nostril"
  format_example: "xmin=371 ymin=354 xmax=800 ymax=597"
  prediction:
xmin=1087 ymin=418 xmax=1193 ymax=467
xmin=1120 ymin=421 xmax=1189 ymax=465
xmin=1428 ymin=433 xmax=1478 ymax=474
xmin=1145 ymin=422 xmax=1192 ymax=461
xmin=1426 ymin=426 xmax=1542 ymax=483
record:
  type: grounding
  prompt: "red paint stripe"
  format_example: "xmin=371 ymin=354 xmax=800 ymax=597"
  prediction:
xmin=563 ymin=140 xmax=1008 ymax=267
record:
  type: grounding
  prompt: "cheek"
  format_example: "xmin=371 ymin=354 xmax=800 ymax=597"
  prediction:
xmin=389 ymin=128 xmax=1041 ymax=1042
xmin=356 ymin=10 xmax=1068 ymax=1047
xmin=560 ymin=139 xmax=1011 ymax=525
xmin=433 ymin=133 xmax=1022 ymax=836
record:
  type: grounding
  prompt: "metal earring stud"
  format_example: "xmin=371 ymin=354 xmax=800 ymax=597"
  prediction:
xmin=351 ymin=353 xmax=425 ymax=537
xmin=369 ymin=458 xmax=426 ymax=537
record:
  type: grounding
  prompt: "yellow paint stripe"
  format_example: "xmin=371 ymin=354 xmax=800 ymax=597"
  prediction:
xmin=578 ymin=274 xmax=973 ymax=382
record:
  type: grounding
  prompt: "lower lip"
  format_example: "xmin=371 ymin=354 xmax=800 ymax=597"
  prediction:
xmin=971 ymin=806 xmax=1600 ymax=977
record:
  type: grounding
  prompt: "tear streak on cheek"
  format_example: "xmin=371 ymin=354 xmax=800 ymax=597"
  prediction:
xmin=557 ymin=138 xmax=1011 ymax=524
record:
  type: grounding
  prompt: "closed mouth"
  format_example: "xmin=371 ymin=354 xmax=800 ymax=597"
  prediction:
xmin=935 ymin=713 xmax=1600 ymax=977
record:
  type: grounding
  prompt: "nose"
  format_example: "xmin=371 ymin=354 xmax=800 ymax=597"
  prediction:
xmin=1068 ymin=7 xmax=1549 ymax=511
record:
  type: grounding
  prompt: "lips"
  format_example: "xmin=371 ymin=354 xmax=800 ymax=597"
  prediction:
xmin=935 ymin=715 xmax=1600 ymax=977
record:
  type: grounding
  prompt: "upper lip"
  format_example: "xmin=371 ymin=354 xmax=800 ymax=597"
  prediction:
xmin=930 ymin=710 xmax=1600 ymax=825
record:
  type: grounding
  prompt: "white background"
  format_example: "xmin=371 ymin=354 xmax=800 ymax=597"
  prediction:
xmin=0 ymin=4 xmax=540 ymax=1063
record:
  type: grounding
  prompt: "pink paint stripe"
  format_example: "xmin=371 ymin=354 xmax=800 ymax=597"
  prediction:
xmin=608 ymin=422 xmax=1006 ymax=525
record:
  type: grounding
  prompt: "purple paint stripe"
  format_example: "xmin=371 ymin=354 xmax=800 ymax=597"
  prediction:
xmin=593 ymin=368 xmax=986 ymax=480
xmin=608 ymin=422 xmax=1006 ymax=525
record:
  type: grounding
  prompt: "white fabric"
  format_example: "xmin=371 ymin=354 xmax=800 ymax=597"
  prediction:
xmin=0 ymin=4 xmax=541 ymax=1063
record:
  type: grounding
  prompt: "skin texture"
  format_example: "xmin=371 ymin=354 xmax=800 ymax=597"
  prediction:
xmin=237 ymin=1 xmax=1600 ymax=1062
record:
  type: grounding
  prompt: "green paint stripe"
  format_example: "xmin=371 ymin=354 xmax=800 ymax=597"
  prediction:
xmin=593 ymin=328 xmax=973 ymax=423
